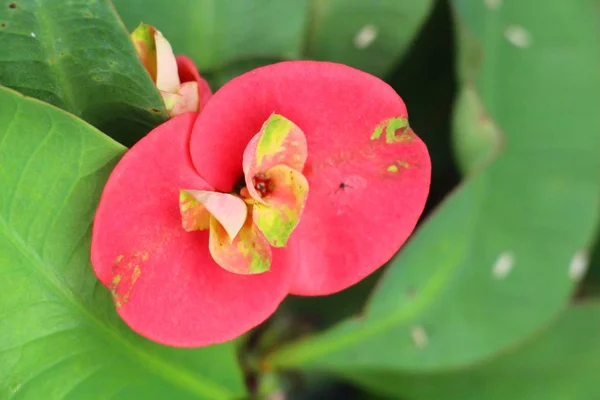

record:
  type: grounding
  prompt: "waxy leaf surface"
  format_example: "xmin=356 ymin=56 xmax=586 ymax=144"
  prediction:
xmin=0 ymin=87 xmax=245 ymax=399
xmin=0 ymin=0 xmax=168 ymax=145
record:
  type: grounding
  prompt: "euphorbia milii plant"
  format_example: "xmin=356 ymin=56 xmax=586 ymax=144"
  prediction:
xmin=131 ymin=24 xmax=212 ymax=116
xmin=91 ymin=60 xmax=431 ymax=347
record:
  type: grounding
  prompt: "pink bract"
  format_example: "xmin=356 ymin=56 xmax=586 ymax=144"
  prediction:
xmin=176 ymin=55 xmax=212 ymax=111
xmin=91 ymin=61 xmax=431 ymax=347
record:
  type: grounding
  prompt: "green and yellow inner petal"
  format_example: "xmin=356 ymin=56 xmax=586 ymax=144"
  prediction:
xmin=252 ymin=164 xmax=309 ymax=247
xmin=209 ymin=208 xmax=272 ymax=275
xmin=130 ymin=23 xmax=158 ymax=82
xmin=243 ymin=114 xmax=307 ymax=203
xmin=179 ymin=190 xmax=210 ymax=232
xmin=179 ymin=190 xmax=246 ymax=240
xmin=255 ymin=114 xmax=307 ymax=171
xmin=131 ymin=24 xmax=197 ymax=116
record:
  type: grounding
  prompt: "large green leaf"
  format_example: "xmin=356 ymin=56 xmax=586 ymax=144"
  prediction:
xmin=0 ymin=0 xmax=167 ymax=145
xmin=112 ymin=0 xmax=308 ymax=72
xmin=305 ymin=0 xmax=434 ymax=76
xmin=0 ymin=87 xmax=245 ymax=399
xmin=343 ymin=303 xmax=600 ymax=400
xmin=265 ymin=0 xmax=600 ymax=373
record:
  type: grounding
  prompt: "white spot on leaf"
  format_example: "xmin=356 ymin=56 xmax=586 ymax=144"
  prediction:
xmin=504 ymin=25 xmax=532 ymax=48
xmin=569 ymin=251 xmax=589 ymax=280
xmin=492 ymin=251 xmax=514 ymax=279
xmin=411 ymin=325 xmax=428 ymax=348
xmin=30 ymin=32 xmax=36 ymax=38
xmin=484 ymin=0 xmax=502 ymax=10
xmin=354 ymin=24 xmax=378 ymax=49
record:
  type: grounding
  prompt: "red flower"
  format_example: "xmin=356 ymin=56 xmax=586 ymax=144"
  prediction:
xmin=91 ymin=61 xmax=431 ymax=347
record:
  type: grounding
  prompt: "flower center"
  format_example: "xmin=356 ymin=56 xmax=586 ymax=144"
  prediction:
xmin=252 ymin=172 xmax=274 ymax=198
xmin=179 ymin=113 xmax=309 ymax=275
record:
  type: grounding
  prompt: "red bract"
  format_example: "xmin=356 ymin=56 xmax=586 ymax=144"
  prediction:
xmin=175 ymin=55 xmax=212 ymax=112
xmin=91 ymin=61 xmax=431 ymax=347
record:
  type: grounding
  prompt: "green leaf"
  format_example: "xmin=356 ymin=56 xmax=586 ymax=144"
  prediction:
xmin=451 ymin=85 xmax=502 ymax=175
xmin=305 ymin=0 xmax=434 ymax=76
xmin=203 ymin=57 xmax=283 ymax=91
xmin=112 ymin=0 xmax=308 ymax=72
xmin=278 ymin=270 xmax=382 ymax=331
xmin=0 ymin=0 xmax=168 ymax=145
xmin=265 ymin=0 xmax=600 ymax=373
xmin=0 ymin=87 xmax=245 ymax=399
xmin=343 ymin=303 xmax=600 ymax=400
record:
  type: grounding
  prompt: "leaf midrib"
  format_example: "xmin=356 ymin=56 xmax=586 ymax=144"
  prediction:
xmin=0 ymin=197 xmax=232 ymax=399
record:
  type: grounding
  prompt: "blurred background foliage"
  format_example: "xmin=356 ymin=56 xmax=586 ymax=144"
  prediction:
xmin=0 ymin=0 xmax=598 ymax=398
